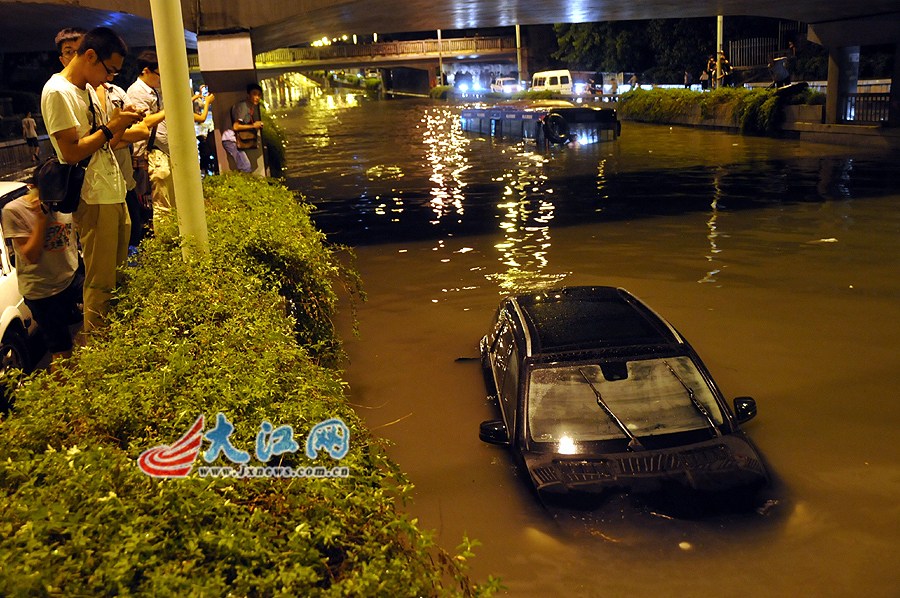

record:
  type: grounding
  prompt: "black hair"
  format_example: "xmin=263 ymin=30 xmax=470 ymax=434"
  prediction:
xmin=135 ymin=50 xmax=159 ymax=73
xmin=246 ymin=83 xmax=263 ymax=94
xmin=54 ymin=27 xmax=86 ymax=55
xmin=78 ymin=27 xmax=128 ymax=61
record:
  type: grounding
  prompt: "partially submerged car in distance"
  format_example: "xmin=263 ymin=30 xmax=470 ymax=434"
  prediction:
xmin=479 ymin=286 xmax=768 ymax=502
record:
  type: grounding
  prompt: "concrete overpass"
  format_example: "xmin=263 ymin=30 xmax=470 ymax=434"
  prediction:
xmin=0 ymin=0 xmax=898 ymax=53
xmin=252 ymin=36 xmax=519 ymax=75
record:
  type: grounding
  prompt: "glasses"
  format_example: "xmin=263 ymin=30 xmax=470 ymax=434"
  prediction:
xmin=99 ymin=57 xmax=121 ymax=77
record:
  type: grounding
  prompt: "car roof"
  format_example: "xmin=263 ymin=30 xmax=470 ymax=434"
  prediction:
xmin=0 ymin=181 xmax=29 ymax=209
xmin=509 ymin=286 xmax=683 ymax=356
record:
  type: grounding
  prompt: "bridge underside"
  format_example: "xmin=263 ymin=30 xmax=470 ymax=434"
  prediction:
xmin=0 ymin=0 xmax=897 ymax=53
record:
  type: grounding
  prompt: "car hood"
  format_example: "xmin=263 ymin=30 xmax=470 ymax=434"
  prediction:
xmin=523 ymin=434 xmax=768 ymax=495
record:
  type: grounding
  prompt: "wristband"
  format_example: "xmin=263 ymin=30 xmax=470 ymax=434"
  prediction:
xmin=100 ymin=125 xmax=114 ymax=141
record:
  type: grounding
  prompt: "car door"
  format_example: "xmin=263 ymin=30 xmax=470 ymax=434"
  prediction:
xmin=489 ymin=312 xmax=520 ymax=439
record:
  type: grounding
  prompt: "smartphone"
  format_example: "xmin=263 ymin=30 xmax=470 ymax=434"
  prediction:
xmin=200 ymin=85 xmax=209 ymax=97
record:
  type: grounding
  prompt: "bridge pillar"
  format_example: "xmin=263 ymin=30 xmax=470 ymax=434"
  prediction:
xmin=824 ymin=46 xmax=859 ymax=125
xmin=197 ymin=31 xmax=267 ymax=176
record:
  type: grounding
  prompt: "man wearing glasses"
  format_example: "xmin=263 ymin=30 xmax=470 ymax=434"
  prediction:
xmin=56 ymin=28 xmax=160 ymax=249
xmin=40 ymin=27 xmax=143 ymax=334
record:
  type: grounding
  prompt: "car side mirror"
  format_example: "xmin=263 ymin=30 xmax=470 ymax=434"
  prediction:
xmin=479 ymin=419 xmax=509 ymax=445
xmin=733 ymin=397 xmax=757 ymax=424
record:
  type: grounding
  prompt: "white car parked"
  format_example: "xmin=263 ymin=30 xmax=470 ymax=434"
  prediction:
xmin=490 ymin=77 xmax=522 ymax=94
xmin=0 ymin=181 xmax=37 ymax=392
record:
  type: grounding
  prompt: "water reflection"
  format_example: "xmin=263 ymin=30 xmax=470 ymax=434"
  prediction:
xmin=486 ymin=146 xmax=570 ymax=292
xmin=421 ymin=107 xmax=470 ymax=221
xmin=699 ymin=167 xmax=725 ymax=284
xmin=291 ymin=99 xmax=900 ymax=596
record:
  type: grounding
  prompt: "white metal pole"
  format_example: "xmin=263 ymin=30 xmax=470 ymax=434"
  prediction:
xmin=516 ymin=24 xmax=524 ymax=85
xmin=716 ymin=15 xmax=724 ymax=88
xmin=149 ymin=0 xmax=209 ymax=259
xmin=437 ymin=29 xmax=443 ymax=85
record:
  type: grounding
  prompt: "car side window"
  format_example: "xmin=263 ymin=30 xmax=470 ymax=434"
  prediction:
xmin=561 ymin=75 xmax=570 ymax=85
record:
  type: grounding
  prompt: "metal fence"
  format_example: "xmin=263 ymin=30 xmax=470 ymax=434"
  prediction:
xmin=728 ymin=38 xmax=778 ymax=67
xmin=841 ymin=93 xmax=891 ymax=123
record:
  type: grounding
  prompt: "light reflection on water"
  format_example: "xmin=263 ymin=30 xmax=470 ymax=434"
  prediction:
xmin=276 ymin=93 xmax=900 ymax=597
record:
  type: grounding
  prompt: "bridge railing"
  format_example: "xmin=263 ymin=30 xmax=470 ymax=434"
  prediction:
xmin=841 ymin=92 xmax=891 ymax=124
xmin=254 ymin=36 xmax=516 ymax=66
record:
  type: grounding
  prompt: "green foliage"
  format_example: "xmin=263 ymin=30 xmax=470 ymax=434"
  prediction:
xmin=0 ymin=176 xmax=496 ymax=596
xmin=617 ymin=87 xmax=795 ymax=134
xmin=553 ymin=19 xmax=713 ymax=82
xmin=431 ymin=85 xmax=452 ymax=99
xmin=788 ymin=87 xmax=826 ymax=106
xmin=261 ymin=113 xmax=286 ymax=178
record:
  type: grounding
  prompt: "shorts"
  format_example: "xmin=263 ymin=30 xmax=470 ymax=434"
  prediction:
xmin=24 ymin=273 xmax=84 ymax=354
xmin=26 ymin=137 xmax=39 ymax=148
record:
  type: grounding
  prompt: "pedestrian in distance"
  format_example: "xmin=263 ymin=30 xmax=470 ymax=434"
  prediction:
xmin=706 ymin=55 xmax=717 ymax=89
xmin=716 ymin=51 xmax=733 ymax=88
xmin=127 ymin=50 xmax=174 ymax=222
xmin=2 ymin=168 xmax=82 ymax=371
xmin=40 ymin=26 xmax=143 ymax=334
xmin=21 ymin=112 xmax=40 ymax=162
xmin=221 ymin=83 xmax=264 ymax=174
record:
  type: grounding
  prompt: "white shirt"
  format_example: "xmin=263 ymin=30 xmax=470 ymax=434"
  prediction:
xmin=126 ymin=77 xmax=167 ymax=155
xmin=40 ymin=73 xmax=125 ymax=206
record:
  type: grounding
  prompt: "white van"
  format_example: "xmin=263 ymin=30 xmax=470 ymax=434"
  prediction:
xmin=531 ymin=70 xmax=573 ymax=94
xmin=531 ymin=70 xmax=594 ymax=95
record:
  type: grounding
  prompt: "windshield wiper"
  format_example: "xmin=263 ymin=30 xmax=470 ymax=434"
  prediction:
xmin=664 ymin=361 xmax=721 ymax=438
xmin=578 ymin=368 xmax=644 ymax=451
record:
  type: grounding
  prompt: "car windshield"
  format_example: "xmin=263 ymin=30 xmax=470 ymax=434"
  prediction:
xmin=527 ymin=356 xmax=724 ymax=444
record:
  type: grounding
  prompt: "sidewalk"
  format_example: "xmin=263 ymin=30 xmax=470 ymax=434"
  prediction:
xmin=0 ymin=136 xmax=47 ymax=182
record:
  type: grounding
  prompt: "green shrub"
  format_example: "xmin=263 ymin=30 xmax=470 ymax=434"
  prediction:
xmin=0 ymin=175 xmax=499 ymax=596
xmin=261 ymin=114 xmax=286 ymax=178
xmin=618 ymin=87 xmax=794 ymax=134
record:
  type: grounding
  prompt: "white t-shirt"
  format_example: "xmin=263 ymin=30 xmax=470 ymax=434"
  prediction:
xmin=40 ymin=73 xmax=125 ymax=205
xmin=2 ymin=193 xmax=78 ymax=299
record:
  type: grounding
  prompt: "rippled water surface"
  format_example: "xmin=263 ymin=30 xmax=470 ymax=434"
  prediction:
xmin=279 ymin=94 xmax=899 ymax=597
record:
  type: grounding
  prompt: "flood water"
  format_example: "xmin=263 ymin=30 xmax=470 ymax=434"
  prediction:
xmin=278 ymin=93 xmax=899 ymax=597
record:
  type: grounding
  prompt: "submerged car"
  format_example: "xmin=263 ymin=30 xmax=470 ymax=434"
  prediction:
xmin=479 ymin=286 xmax=768 ymax=500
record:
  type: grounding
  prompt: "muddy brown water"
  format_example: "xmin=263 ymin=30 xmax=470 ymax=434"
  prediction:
xmin=279 ymin=94 xmax=899 ymax=596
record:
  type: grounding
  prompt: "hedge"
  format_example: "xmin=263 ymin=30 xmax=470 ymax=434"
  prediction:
xmin=616 ymin=87 xmax=794 ymax=134
xmin=0 ymin=174 xmax=499 ymax=596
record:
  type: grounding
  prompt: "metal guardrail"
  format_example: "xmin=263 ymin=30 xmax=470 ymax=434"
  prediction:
xmin=255 ymin=36 xmax=516 ymax=66
xmin=841 ymin=93 xmax=891 ymax=123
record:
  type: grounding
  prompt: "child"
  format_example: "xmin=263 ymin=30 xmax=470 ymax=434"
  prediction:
xmin=2 ymin=169 xmax=82 ymax=370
